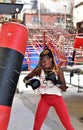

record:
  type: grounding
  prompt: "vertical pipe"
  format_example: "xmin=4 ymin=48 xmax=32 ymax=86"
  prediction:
xmin=37 ymin=0 xmax=41 ymax=25
xmin=64 ymin=5 xmax=67 ymax=29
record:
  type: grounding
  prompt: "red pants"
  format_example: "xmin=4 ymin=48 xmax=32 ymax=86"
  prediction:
xmin=33 ymin=94 xmax=74 ymax=130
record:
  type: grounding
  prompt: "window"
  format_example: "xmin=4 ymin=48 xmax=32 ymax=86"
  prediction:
xmin=32 ymin=16 xmax=41 ymax=24
xmin=56 ymin=17 xmax=64 ymax=23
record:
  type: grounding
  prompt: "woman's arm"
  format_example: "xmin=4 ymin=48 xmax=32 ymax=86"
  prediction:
xmin=23 ymin=67 xmax=41 ymax=82
xmin=57 ymin=67 xmax=68 ymax=91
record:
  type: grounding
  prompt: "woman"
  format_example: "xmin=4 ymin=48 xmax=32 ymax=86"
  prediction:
xmin=23 ymin=48 xmax=74 ymax=130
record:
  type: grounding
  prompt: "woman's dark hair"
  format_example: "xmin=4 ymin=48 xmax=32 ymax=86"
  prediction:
xmin=39 ymin=48 xmax=58 ymax=71
xmin=40 ymin=48 xmax=53 ymax=58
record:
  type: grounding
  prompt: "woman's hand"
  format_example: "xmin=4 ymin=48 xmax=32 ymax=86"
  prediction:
xmin=23 ymin=76 xmax=27 ymax=83
xmin=59 ymin=84 xmax=68 ymax=91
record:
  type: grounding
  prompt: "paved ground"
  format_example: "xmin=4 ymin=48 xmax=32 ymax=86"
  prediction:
xmin=8 ymin=85 xmax=83 ymax=130
xmin=7 ymin=69 xmax=83 ymax=130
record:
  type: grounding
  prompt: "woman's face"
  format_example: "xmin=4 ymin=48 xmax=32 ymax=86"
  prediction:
xmin=40 ymin=55 xmax=52 ymax=69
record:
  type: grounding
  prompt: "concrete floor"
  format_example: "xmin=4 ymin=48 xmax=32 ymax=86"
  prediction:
xmin=8 ymin=85 xmax=83 ymax=130
xmin=8 ymin=70 xmax=83 ymax=130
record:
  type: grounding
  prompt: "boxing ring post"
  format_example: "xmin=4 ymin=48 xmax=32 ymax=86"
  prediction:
xmin=43 ymin=30 xmax=46 ymax=50
xmin=0 ymin=22 xmax=28 ymax=130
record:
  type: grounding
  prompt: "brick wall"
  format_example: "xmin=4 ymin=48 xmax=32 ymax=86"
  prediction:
xmin=24 ymin=13 xmax=64 ymax=25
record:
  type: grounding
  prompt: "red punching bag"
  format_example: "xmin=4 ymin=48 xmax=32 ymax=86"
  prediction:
xmin=74 ymin=22 xmax=83 ymax=49
xmin=0 ymin=22 xmax=28 ymax=130
xmin=74 ymin=36 xmax=83 ymax=49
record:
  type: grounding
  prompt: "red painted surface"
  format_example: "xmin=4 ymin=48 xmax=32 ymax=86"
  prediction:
xmin=0 ymin=22 xmax=28 ymax=55
xmin=0 ymin=105 xmax=11 ymax=130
